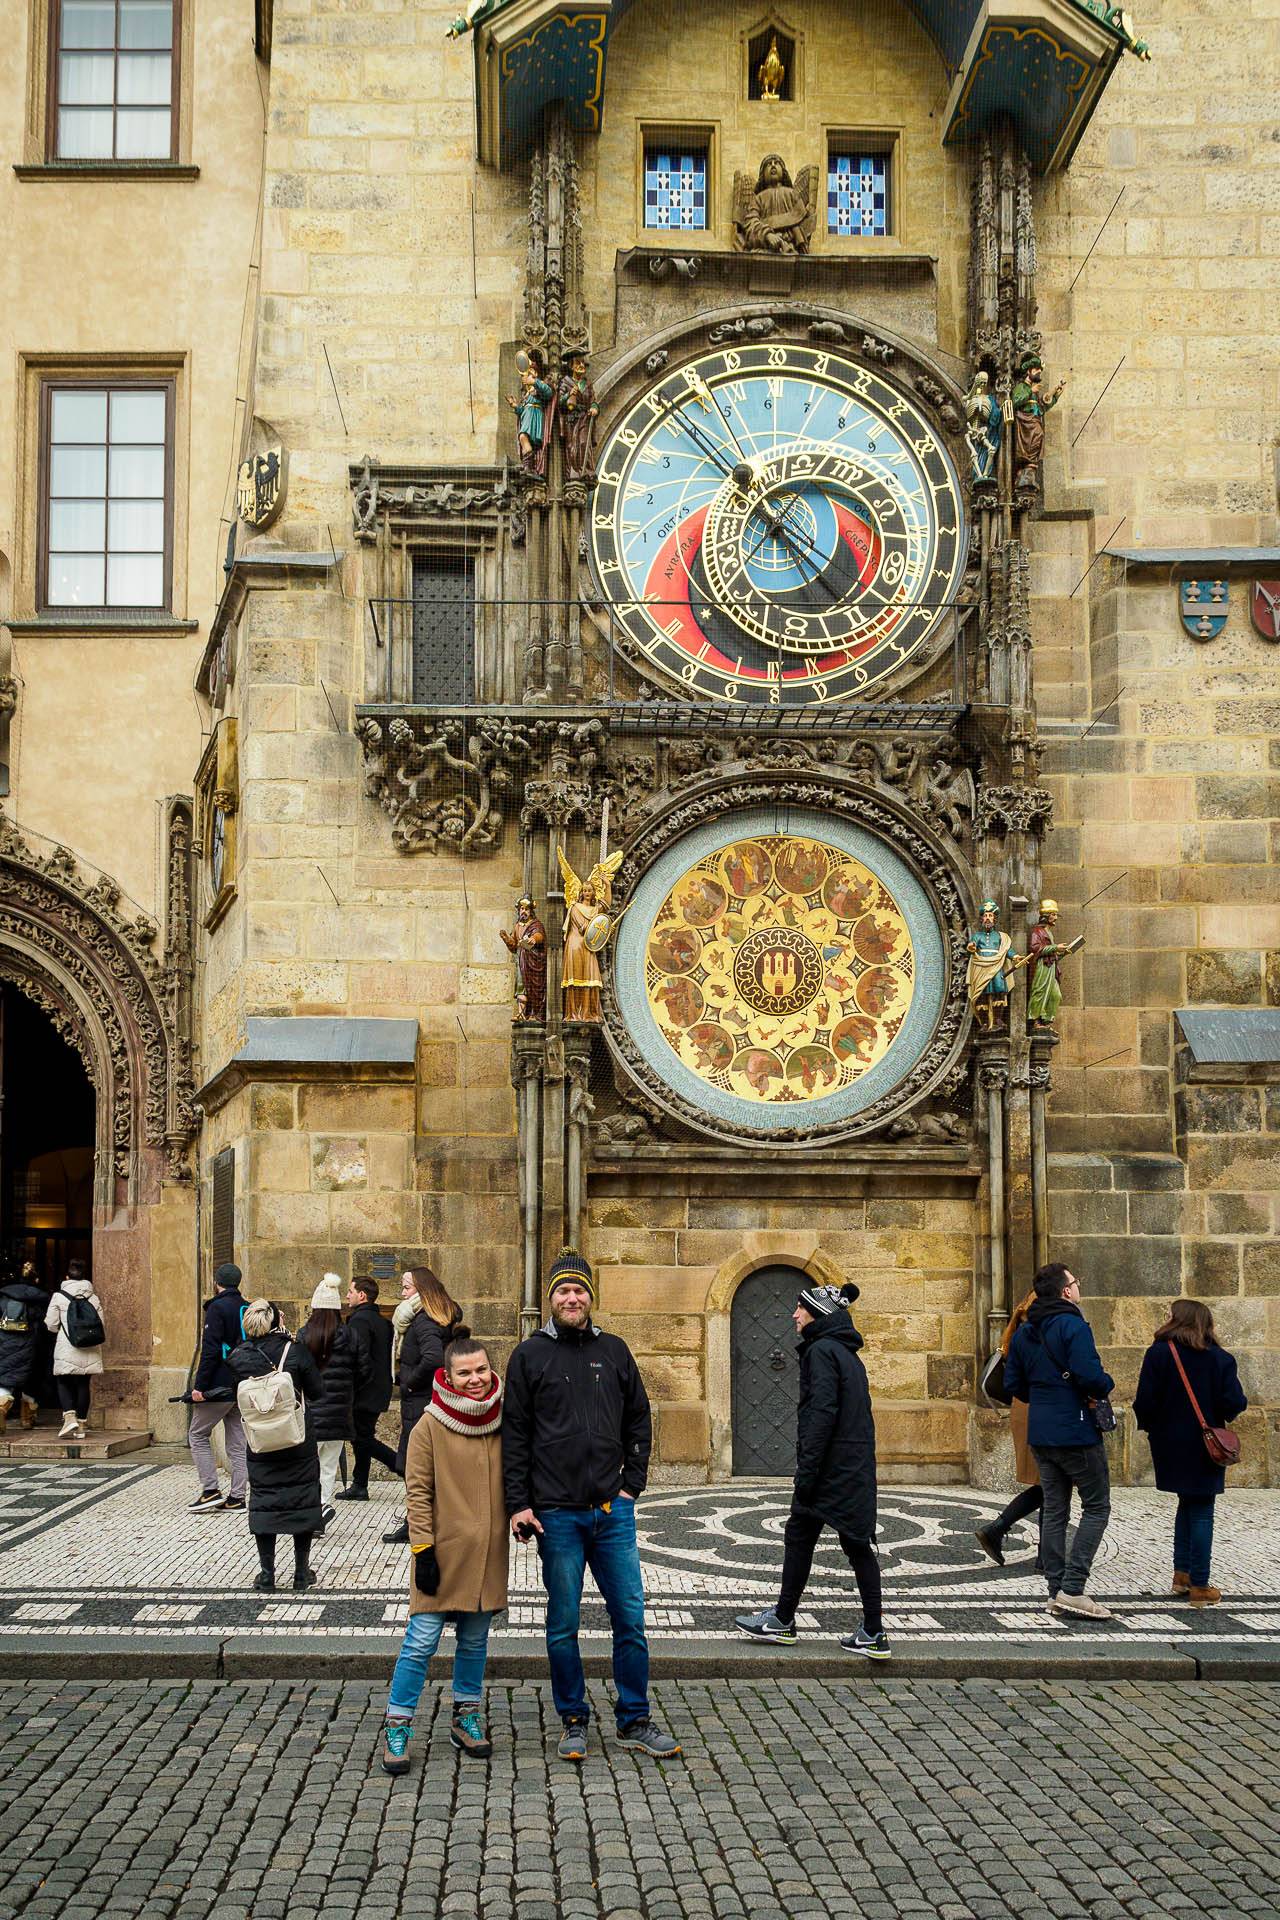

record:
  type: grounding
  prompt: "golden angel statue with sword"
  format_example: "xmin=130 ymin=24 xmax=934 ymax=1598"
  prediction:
xmin=558 ymin=847 xmax=626 ymax=1022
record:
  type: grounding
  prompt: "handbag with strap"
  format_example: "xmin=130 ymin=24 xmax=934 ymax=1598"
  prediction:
xmin=979 ymin=1348 xmax=1014 ymax=1407
xmin=1040 ymin=1318 xmax=1117 ymax=1434
xmin=237 ymin=1340 xmax=307 ymax=1454
xmin=1166 ymin=1340 xmax=1241 ymax=1468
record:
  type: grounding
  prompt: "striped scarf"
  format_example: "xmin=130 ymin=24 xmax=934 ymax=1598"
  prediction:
xmin=426 ymin=1366 xmax=503 ymax=1437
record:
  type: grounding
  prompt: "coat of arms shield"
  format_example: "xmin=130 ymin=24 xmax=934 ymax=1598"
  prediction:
xmin=1249 ymin=581 xmax=1280 ymax=641
xmin=1179 ymin=578 xmax=1227 ymax=641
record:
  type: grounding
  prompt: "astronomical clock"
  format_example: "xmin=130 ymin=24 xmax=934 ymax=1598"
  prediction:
xmin=589 ymin=340 xmax=966 ymax=707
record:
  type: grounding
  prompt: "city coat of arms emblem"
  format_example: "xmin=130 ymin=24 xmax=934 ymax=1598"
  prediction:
xmin=1249 ymin=580 xmax=1280 ymax=641
xmin=236 ymin=442 xmax=287 ymax=529
xmin=1179 ymin=578 xmax=1227 ymax=641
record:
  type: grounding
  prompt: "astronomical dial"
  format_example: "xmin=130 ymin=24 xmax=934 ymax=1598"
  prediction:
xmin=590 ymin=340 xmax=966 ymax=705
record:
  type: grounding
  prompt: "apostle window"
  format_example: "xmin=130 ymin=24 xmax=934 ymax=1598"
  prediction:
xmin=643 ymin=142 xmax=709 ymax=232
xmin=39 ymin=380 xmax=173 ymax=609
xmin=826 ymin=144 xmax=891 ymax=238
xmin=411 ymin=554 xmax=475 ymax=703
xmin=49 ymin=0 xmax=178 ymax=161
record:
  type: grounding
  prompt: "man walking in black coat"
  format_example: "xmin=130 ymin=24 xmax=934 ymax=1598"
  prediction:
xmin=337 ymin=1275 xmax=396 ymax=1501
xmin=504 ymin=1248 xmax=680 ymax=1763
xmin=735 ymin=1281 xmax=889 ymax=1658
xmin=188 ymin=1262 xmax=249 ymax=1512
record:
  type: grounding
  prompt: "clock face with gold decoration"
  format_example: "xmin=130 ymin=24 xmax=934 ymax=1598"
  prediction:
xmin=590 ymin=341 xmax=966 ymax=705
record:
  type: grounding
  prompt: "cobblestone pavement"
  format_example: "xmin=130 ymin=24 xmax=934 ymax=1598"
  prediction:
xmin=1 ymin=1676 xmax=1278 ymax=1920
xmin=0 ymin=1463 xmax=1277 ymax=1646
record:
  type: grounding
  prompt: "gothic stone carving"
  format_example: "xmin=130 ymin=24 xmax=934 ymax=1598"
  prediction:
xmin=976 ymin=785 xmax=1054 ymax=839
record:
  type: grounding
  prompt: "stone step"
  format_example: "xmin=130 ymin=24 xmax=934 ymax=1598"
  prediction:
xmin=0 ymin=1427 xmax=152 ymax=1461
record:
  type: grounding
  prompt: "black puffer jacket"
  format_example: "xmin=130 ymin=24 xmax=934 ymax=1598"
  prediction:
xmin=793 ymin=1307 xmax=877 ymax=1544
xmin=502 ymin=1322 xmax=652 ymax=1514
xmin=0 ymin=1283 xmax=51 ymax=1395
xmin=225 ymin=1332 xmax=325 ymax=1536
xmin=306 ymin=1323 xmax=358 ymax=1444
xmin=394 ymin=1310 xmax=457 ymax=1474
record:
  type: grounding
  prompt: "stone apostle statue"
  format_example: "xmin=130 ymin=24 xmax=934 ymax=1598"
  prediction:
xmin=732 ymin=155 xmax=816 ymax=256
xmin=558 ymin=351 xmax=598 ymax=486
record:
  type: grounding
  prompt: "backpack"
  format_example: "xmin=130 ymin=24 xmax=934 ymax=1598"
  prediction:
xmin=62 ymin=1291 xmax=106 ymax=1349
xmin=0 ymin=1293 xmax=36 ymax=1336
xmin=237 ymin=1341 xmax=307 ymax=1453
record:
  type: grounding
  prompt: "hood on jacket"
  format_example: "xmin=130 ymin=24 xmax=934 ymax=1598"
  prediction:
xmin=61 ymin=1277 xmax=94 ymax=1299
xmin=798 ymin=1304 xmax=863 ymax=1352
xmin=1026 ymin=1296 xmax=1081 ymax=1330
xmin=539 ymin=1316 xmax=600 ymax=1343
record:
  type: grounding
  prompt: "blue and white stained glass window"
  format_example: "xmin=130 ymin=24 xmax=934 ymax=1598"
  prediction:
xmin=643 ymin=147 xmax=708 ymax=231
xmin=827 ymin=151 xmax=889 ymax=237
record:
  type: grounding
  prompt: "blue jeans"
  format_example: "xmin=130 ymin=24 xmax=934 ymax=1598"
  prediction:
xmin=387 ymin=1609 xmax=493 ymax=1717
xmin=1173 ymin=1494 xmax=1216 ymax=1587
xmin=537 ymin=1503 xmax=649 ymax=1729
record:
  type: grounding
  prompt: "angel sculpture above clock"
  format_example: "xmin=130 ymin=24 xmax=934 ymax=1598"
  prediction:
xmin=732 ymin=154 xmax=816 ymax=255
xmin=558 ymin=847 xmax=626 ymax=1022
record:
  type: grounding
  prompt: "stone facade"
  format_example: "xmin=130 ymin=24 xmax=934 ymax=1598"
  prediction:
xmin=183 ymin=0 xmax=1280 ymax=1481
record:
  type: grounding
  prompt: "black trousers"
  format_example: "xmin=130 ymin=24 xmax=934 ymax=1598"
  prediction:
xmin=992 ymin=1483 xmax=1043 ymax=1538
xmin=777 ymin=1501 xmax=883 ymax=1635
xmin=351 ymin=1405 xmax=399 ymax=1487
xmin=56 ymin=1378 xmax=92 ymax=1418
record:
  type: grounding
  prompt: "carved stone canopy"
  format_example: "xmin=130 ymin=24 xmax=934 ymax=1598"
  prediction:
xmin=0 ymin=806 xmax=196 ymax=1185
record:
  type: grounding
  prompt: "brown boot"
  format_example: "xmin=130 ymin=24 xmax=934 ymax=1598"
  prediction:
xmin=1170 ymin=1570 xmax=1190 ymax=1599
xmin=20 ymin=1398 xmax=37 ymax=1429
xmin=1189 ymin=1585 xmax=1221 ymax=1608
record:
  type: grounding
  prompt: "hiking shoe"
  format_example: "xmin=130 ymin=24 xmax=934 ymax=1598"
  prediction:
xmin=223 ymin=1497 xmax=246 ymax=1512
xmin=450 ymin=1704 xmax=492 ymax=1759
xmin=335 ymin=1485 xmax=368 ymax=1502
xmin=557 ymin=1719 xmax=589 ymax=1761
xmin=974 ymin=1526 xmax=1004 ymax=1567
xmin=616 ymin=1719 xmax=682 ymax=1758
xmin=382 ymin=1719 xmax=412 ymax=1775
xmin=1051 ymin=1591 xmax=1112 ymax=1620
xmin=734 ymin=1607 xmax=798 ymax=1643
xmin=189 ymin=1491 xmax=226 ymax=1511
xmin=840 ymin=1626 xmax=892 ymax=1659
xmin=1189 ymin=1585 xmax=1221 ymax=1609
xmin=293 ymin=1567 xmax=318 ymax=1591
xmin=1170 ymin=1571 xmax=1191 ymax=1599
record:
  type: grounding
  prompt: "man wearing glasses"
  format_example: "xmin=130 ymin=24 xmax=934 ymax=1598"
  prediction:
xmin=1004 ymin=1263 xmax=1115 ymax=1619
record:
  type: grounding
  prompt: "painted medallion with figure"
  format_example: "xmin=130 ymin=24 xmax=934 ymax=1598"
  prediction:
xmin=590 ymin=341 xmax=966 ymax=704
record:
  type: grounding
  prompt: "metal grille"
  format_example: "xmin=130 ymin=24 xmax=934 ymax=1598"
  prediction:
xmin=411 ymin=556 xmax=474 ymax=702
xmin=211 ymin=1146 xmax=234 ymax=1267
xmin=730 ymin=1264 xmax=803 ymax=1475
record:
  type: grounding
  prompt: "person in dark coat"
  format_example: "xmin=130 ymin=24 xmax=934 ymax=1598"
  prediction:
xmin=0 ymin=1273 xmax=50 ymax=1431
xmin=337 ymin=1275 xmax=396 ymax=1502
xmin=1005 ymin=1261 xmax=1115 ymax=1620
xmin=188 ymin=1261 xmax=249 ymax=1512
xmin=225 ymin=1299 xmax=326 ymax=1592
xmin=381 ymin=1267 xmax=464 ymax=1545
xmin=299 ymin=1274 xmax=362 ymax=1526
xmin=1133 ymin=1298 xmax=1247 ymax=1609
xmin=735 ymin=1281 xmax=888 ymax=1658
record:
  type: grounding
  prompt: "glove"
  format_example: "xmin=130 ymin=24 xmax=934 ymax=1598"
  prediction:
xmin=412 ymin=1546 xmax=440 ymax=1596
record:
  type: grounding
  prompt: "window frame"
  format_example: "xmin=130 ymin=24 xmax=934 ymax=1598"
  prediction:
xmin=638 ymin=122 xmax=717 ymax=241
xmin=823 ymin=131 xmax=898 ymax=244
xmin=46 ymin=0 xmax=182 ymax=165
xmin=37 ymin=373 xmax=176 ymax=614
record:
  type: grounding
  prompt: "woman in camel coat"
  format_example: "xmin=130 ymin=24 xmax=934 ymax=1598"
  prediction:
xmin=380 ymin=1332 xmax=508 ymax=1773
xmin=975 ymin=1289 xmax=1043 ymax=1568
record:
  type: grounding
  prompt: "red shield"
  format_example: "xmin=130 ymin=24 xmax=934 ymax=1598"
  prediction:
xmin=1250 ymin=581 xmax=1280 ymax=641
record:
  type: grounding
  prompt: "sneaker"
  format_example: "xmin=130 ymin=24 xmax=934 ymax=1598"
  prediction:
xmin=382 ymin=1718 xmax=412 ymax=1775
xmin=335 ymin=1485 xmax=369 ymax=1502
xmin=74 ymin=1423 xmax=87 ymax=1438
xmin=320 ymin=1506 xmax=336 ymax=1528
xmin=734 ymin=1607 xmax=798 ymax=1644
xmin=1051 ymin=1591 xmax=1112 ymax=1620
xmin=840 ymin=1626 xmax=892 ymax=1659
xmin=252 ymin=1570 xmax=275 ymax=1592
xmin=450 ymin=1703 xmax=492 ymax=1759
xmin=223 ymin=1497 xmax=246 ymax=1512
xmin=58 ymin=1415 xmax=78 ymax=1439
xmin=188 ymin=1491 xmax=226 ymax=1511
xmin=974 ymin=1526 xmax=1005 ymax=1567
xmin=293 ymin=1566 xmax=318 ymax=1591
xmin=616 ymin=1719 xmax=682 ymax=1758
xmin=557 ymin=1718 xmax=589 ymax=1762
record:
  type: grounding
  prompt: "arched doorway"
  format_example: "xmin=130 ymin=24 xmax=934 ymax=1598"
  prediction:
xmin=1 ymin=985 xmax=96 ymax=1285
xmin=729 ymin=1263 xmax=804 ymax=1475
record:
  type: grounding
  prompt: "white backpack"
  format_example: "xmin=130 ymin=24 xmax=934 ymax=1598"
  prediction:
xmin=237 ymin=1340 xmax=306 ymax=1453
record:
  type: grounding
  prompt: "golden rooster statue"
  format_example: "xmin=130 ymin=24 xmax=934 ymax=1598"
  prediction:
xmin=757 ymin=33 xmax=785 ymax=101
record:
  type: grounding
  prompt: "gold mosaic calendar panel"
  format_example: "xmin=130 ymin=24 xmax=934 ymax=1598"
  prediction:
xmin=644 ymin=835 xmax=915 ymax=1106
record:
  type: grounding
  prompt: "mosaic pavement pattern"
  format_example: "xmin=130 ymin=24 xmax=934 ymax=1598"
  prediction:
xmin=0 ymin=1463 xmax=1276 ymax=1645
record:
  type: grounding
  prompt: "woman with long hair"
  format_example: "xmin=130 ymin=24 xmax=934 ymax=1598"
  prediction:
xmin=1134 ymin=1298 xmax=1247 ymax=1608
xmin=299 ymin=1274 xmax=361 ymax=1527
xmin=382 ymin=1267 xmax=465 ymax=1545
xmin=975 ymin=1288 xmax=1043 ymax=1569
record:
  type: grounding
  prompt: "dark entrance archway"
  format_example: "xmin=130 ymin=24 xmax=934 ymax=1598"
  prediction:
xmin=729 ymin=1263 xmax=803 ymax=1475
xmin=1 ymin=984 xmax=96 ymax=1286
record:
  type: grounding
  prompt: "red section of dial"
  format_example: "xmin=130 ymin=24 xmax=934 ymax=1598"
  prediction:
xmin=640 ymin=498 xmax=898 ymax=680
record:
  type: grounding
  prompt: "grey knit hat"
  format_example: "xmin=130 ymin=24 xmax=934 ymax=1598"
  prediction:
xmin=797 ymin=1281 xmax=859 ymax=1317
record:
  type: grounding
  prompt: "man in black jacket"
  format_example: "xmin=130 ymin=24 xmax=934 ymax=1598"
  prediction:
xmin=734 ymin=1281 xmax=890 ymax=1658
xmin=188 ymin=1262 xmax=248 ymax=1512
xmin=504 ymin=1248 xmax=679 ymax=1763
xmin=338 ymin=1275 xmax=396 ymax=1501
